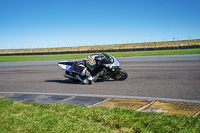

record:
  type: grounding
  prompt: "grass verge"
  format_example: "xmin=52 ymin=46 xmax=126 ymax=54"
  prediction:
xmin=0 ymin=100 xmax=199 ymax=133
xmin=0 ymin=48 xmax=200 ymax=62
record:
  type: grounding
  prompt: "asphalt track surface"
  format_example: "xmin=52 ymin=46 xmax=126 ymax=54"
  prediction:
xmin=0 ymin=54 xmax=200 ymax=103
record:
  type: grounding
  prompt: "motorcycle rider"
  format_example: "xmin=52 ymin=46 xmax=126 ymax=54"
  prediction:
xmin=71 ymin=54 xmax=105 ymax=84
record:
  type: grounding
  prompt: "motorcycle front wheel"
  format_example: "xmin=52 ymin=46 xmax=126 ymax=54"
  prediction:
xmin=111 ymin=68 xmax=128 ymax=81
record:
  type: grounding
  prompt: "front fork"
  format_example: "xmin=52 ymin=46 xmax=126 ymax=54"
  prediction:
xmin=100 ymin=68 xmax=117 ymax=79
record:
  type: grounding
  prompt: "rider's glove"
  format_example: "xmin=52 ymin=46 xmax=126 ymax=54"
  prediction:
xmin=85 ymin=69 xmax=91 ymax=77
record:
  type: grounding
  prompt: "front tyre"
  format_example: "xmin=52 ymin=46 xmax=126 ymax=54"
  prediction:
xmin=111 ymin=68 xmax=128 ymax=81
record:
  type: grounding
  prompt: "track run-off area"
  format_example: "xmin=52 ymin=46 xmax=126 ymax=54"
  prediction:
xmin=1 ymin=54 xmax=200 ymax=115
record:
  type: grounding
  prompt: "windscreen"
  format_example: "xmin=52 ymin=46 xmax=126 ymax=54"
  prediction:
xmin=100 ymin=54 xmax=113 ymax=64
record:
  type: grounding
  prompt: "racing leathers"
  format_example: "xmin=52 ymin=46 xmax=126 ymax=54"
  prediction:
xmin=71 ymin=54 xmax=105 ymax=84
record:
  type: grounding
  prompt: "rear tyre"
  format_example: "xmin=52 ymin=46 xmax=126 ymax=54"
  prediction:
xmin=111 ymin=68 xmax=128 ymax=81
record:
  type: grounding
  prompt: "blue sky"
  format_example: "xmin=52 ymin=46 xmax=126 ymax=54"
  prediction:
xmin=0 ymin=0 xmax=200 ymax=49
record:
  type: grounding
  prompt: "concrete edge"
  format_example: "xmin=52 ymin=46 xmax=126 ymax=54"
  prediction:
xmin=0 ymin=92 xmax=200 ymax=116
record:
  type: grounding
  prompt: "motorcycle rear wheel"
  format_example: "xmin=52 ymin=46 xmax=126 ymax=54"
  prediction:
xmin=111 ymin=68 xmax=128 ymax=81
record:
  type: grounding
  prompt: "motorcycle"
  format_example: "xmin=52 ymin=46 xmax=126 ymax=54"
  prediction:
xmin=58 ymin=53 xmax=128 ymax=83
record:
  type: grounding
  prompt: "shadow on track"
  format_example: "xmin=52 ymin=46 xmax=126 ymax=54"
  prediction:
xmin=45 ymin=79 xmax=79 ymax=84
xmin=45 ymin=79 xmax=114 ymax=85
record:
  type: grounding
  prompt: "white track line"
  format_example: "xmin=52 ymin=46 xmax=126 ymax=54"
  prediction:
xmin=1 ymin=92 xmax=200 ymax=104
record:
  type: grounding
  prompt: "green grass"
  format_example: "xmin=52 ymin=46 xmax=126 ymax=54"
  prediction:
xmin=0 ymin=100 xmax=199 ymax=133
xmin=0 ymin=48 xmax=200 ymax=62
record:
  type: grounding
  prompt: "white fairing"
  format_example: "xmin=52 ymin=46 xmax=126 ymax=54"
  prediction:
xmin=58 ymin=61 xmax=68 ymax=70
xmin=58 ymin=64 xmax=66 ymax=70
